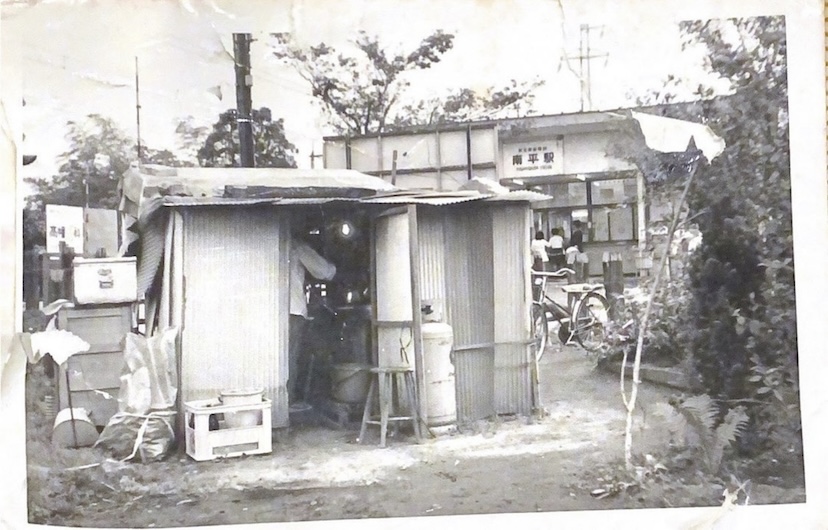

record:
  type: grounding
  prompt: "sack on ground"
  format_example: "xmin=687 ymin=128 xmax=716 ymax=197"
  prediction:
xmin=95 ymin=410 xmax=176 ymax=463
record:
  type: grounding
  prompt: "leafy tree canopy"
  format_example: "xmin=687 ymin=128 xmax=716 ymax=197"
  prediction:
xmin=25 ymin=114 xmax=134 ymax=212
xmin=271 ymin=30 xmax=543 ymax=135
xmin=391 ymin=79 xmax=545 ymax=130
xmin=678 ymin=17 xmax=793 ymax=413
xmin=195 ymin=107 xmax=297 ymax=168
xmin=622 ymin=16 xmax=795 ymax=457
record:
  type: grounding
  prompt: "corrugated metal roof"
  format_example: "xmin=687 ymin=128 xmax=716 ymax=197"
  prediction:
xmin=163 ymin=197 xmax=280 ymax=207
xmin=275 ymin=197 xmax=362 ymax=205
xmin=124 ymin=165 xmax=548 ymax=218
xmin=360 ymin=192 xmax=486 ymax=206
xmin=362 ymin=187 xmax=552 ymax=206
xmin=482 ymin=190 xmax=552 ymax=203
xmin=121 ymin=164 xmax=399 ymax=217
xmin=133 ymin=164 xmax=398 ymax=193
xmin=159 ymin=189 xmax=550 ymax=208
xmin=161 ymin=196 xmax=361 ymax=207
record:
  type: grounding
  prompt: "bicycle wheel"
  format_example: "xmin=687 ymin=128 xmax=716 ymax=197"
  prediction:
xmin=572 ymin=291 xmax=609 ymax=352
xmin=532 ymin=302 xmax=549 ymax=362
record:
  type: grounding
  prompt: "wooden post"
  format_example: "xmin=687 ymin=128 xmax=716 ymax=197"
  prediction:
xmin=41 ymin=252 xmax=51 ymax=305
xmin=407 ymin=205 xmax=427 ymax=428
xmin=576 ymin=258 xmax=589 ymax=283
xmin=23 ymin=250 xmax=39 ymax=310
xmin=58 ymin=241 xmax=68 ymax=300
xmin=59 ymin=242 xmax=75 ymax=301
xmin=602 ymin=252 xmax=624 ymax=321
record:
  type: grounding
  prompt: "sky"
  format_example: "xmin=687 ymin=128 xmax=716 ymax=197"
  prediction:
xmin=0 ymin=0 xmax=772 ymax=186
xmin=1 ymin=2 xmax=827 ymax=527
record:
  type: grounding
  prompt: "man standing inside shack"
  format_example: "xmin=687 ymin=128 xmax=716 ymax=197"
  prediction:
xmin=289 ymin=228 xmax=336 ymax=405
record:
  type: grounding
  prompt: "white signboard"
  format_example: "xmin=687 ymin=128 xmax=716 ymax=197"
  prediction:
xmin=45 ymin=204 xmax=84 ymax=254
xmin=501 ymin=138 xmax=565 ymax=179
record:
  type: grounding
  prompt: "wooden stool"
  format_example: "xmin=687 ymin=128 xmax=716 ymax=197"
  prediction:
xmin=359 ymin=367 xmax=422 ymax=447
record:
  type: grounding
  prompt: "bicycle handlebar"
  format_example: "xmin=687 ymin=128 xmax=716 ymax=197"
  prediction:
xmin=532 ymin=268 xmax=575 ymax=278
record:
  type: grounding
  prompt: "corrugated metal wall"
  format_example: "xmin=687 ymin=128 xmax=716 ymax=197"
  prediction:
xmin=491 ymin=205 xmax=534 ymax=415
xmin=416 ymin=209 xmax=447 ymax=309
xmin=179 ymin=207 xmax=290 ymax=428
xmin=443 ymin=207 xmax=496 ymax=423
xmin=418 ymin=204 xmax=534 ymax=423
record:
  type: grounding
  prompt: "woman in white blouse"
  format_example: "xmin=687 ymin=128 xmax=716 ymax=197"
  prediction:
xmin=531 ymin=230 xmax=550 ymax=272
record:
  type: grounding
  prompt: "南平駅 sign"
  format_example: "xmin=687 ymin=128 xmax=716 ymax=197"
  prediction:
xmin=45 ymin=204 xmax=84 ymax=254
xmin=501 ymin=138 xmax=565 ymax=179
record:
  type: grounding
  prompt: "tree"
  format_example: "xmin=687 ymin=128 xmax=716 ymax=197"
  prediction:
xmin=674 ymin=17 xmax=792 ymax=405
xmin=25 ymin=114 xmax=134 ymax=212
xmin=622 ymin=16 xmax=795 ymax=462
xmin=143 ymin=147 xmax=190 ymax=167
xmin=23 ymin=115 xmax=136 ymax=249
xmin=196 ymin=107 xmax=297 ymax=168
xmin=22 ymin=115 xmax=191 ymax=250
xmin=390 ymin=79 xmax=545 ymax=130
xmin=174 ymin=116 xmax=210 ymax=166
xmin=678 ymin=17 xmax=797 ymax=460
xmin=271 ymin=30 xmax=542 ymax=135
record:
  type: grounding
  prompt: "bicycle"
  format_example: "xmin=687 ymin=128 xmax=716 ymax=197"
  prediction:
xmin=531 ymin=268 xmax=610 ymax=361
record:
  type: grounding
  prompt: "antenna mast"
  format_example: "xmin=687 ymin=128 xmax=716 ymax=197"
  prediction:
xmin=567 ymin=25 xmax=608 ymax=111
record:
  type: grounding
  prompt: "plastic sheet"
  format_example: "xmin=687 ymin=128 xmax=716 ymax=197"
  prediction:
xmin=118 ymin=328 xmax=179 ymax=414
xmin=95 ymin=327 xmax=179 ymax=463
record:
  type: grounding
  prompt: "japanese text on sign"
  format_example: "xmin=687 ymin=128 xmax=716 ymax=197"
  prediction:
xmin=45 ymin=204 xmax=84 ymax=254
xmin=511 ymin=146 xmax=555 ymax=168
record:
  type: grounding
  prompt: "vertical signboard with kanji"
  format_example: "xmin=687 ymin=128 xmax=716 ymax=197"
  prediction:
xmin=45 ymin=204 xmax=84 ymax=254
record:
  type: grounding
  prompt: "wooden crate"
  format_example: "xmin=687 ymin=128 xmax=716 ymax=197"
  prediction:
xmin=184 ymin=399 xmax=272 ymax=461
xmin=57 ymin=303 xmax=133 ymax=426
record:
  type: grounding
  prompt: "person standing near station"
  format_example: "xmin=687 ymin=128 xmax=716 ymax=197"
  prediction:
xmin=289 ymin=231 xmax=336 ymax=405
xmin=569 ymin=220 xmax=584 ymax=252
xmin=530 ymin=230 xmax=550 ymax=272
xmin=566 ymin=220 xmax=589 ymax=281
xmin=530 ymin=230 xmax=550 ymax=301
xmin=548 ymin=228 xmax=565 ymax=271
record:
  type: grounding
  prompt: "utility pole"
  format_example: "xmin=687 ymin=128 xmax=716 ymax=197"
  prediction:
xmin=567 ymin=24 xmax=608 ymax=112
xmin=309 ymin=147 xmax=323 ymax=169
xmin=135 ymin=56 xmax=142 ymax=163
xmin=233 ymin=33 xmax=255 ymax=167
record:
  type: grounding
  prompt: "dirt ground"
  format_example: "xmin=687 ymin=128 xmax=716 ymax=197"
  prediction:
xmin=28 ymin=344 xmax=806 ymax=527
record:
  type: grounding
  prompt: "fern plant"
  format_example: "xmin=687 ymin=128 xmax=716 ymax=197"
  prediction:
xmin=667 ymin=394 xmax=749 ymax=474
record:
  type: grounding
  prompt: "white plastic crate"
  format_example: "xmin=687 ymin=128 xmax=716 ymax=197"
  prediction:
xmin=184 ymin=398 xmax=272 ymax=461
xmin=72 ymin=257 xmax=138 ymax=304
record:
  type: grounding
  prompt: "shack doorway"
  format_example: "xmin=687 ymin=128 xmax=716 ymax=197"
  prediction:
xmin=285 ymin=206 xmax=377 ymax=428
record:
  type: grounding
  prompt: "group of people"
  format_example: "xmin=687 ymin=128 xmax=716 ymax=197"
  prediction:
xmin=531 ymin=220 xmax=584 ymax=272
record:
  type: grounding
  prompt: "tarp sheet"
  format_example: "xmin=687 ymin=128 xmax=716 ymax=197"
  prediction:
xmin=630 ymin=111 xmax=726 ymax=161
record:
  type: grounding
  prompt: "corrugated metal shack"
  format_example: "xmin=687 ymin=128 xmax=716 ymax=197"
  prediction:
xmin=120 ymin=165 xmax=549 ymax=431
